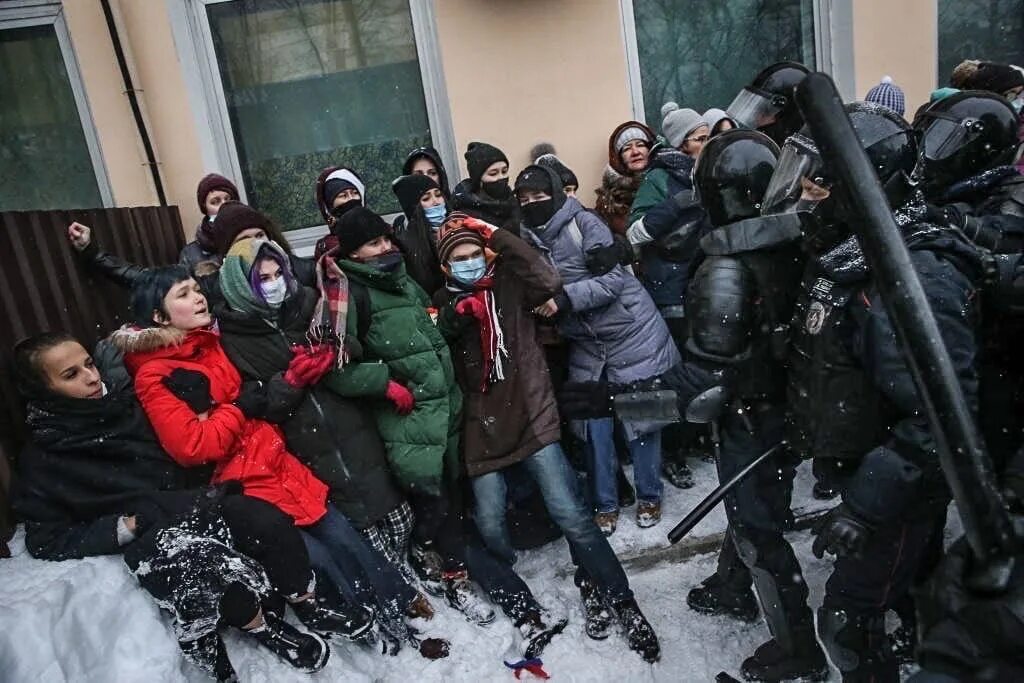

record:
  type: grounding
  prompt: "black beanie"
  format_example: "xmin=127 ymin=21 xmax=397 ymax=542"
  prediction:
xmin=336 ymin=207 xmax=391 ymax=256
xmin=514 ymin=166 xmax=554 ymax=196
xmin=535 ymin=154 xmax=579 ymax=189
xmin=966 ymin=62 xmax=1024 ymax=95
xmin=392 ymin=173 xmax=440 ymax=218
xmin=210 ymin=201 xmax=270 ymax=256
xmin=464 ymin=142 xmax=509 ymax=188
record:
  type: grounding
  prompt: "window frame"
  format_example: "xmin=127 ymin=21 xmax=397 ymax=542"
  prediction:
xmin=0 ymin=0 xmax=114 ymax=208
xmin=618 ymin=0 xmax=851 ymax=125
xmin=167 ymin=0 xmax=457 ymax=254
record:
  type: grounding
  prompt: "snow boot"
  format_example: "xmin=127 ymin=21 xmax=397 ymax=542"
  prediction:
xmin=580 ymin=579 xmax=613 ymax=640
xmin=517 ymin=611 xmax=569 ymax=659
xmin=739 ymin=637 xmax=829 ymax=682
xmin=687 ymin=573 xmax=759 ymax=622
xmin=406 ymin=592 xmax=435 ymax=620
xmin=291 ymin=594 xmax=374 ymax=640
xmin=248 ymin=612 xmax=330 ymax=673
xmin=443 ymin=570 xmax=496 ymax=626
xmin=614 ymin=598 xmax=661 ymax=663
xmin=636 ymin=500 xmax=662 ymax=528
xmin=663 ymin=459 xmax=695 ymax=489
xmin=594 ymin=510 xmax=619 ymax=536
xmin=410 ymin=543 xmax=446 ymax=597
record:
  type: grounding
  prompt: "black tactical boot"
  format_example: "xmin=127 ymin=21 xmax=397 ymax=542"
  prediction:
xmin=290 ymin=594 xmax=374 ymax=640
xmin=615 ymin=598 xmax=661 ymax=663
xmin=248 ymin=611 xmax=330 ymax=673
xmin=740 ymin=636 xmax=829 ymax=682
xmin=579 ymin=579 xmax=613 ymax=640
xmin=687 ymin=573 xmax=759 ymax=622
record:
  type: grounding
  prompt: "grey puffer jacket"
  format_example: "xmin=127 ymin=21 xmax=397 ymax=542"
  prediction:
xmin=522 ymin=189 xmax=680 ymax=438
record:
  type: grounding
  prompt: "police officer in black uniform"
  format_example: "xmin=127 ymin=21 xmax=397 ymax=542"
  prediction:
xmin=778 ymin=103 xmax=988 ymax=682
xmin=727 ymin=62 xmax=812 ymax=146
xmin=673 ymin=129 xmax=827 ymax=682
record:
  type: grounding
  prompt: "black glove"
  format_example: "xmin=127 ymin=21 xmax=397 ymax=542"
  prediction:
xmin=585 ymin=236 xmax=633 ymax=275
xmin=924 ymin=203 xmax=953 ymax=227
xmin=552 ymin=292 xmax=573 ymax=319
xmin=161 ymin=368 xmax=213 ymax=413
xmin=811 ymin=502 xmax=874 ymax=559
xmin=558 ymin=380 xmax=614 ymax=419
xmin=233 ymin=380 xmax=267 ymax=419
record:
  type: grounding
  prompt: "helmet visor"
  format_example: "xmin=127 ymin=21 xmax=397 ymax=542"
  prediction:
xmin=727 ymin=87 xmax=784 ymax=130
xmin=762 ymin=137 xmax=830 ymax=215
xmin=921 ymin=114 xmax=982 ymax=162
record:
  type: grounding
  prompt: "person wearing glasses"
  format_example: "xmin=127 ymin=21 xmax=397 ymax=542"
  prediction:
xmin=617 ymin=102 xmax=713 ymax=490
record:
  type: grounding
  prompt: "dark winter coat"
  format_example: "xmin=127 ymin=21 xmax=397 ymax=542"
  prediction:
xmin=521 ymin=189 xmax=680 ymax=439
xmin=393 ymin=211 xmax=445 ymax=296
xmin=594 ymin=166 xmax=644 ymax=236
xmin=112 ymin=325 xmax=329 ymax=526
xmin=434 ymin=229 xmax=563 ymax=477
xmin=14 ymin=352 xmax=211 ymax=560
xmin=213 ymin=286 xmax=404 ymax=529
xmin=321 ymin=259 xmax=462 ymax=494
xmin=451 ymin=179 xmax=521 ymax=233
xmin=628 ymin=146 xmax=709 ymax=308
xmin=179 ymin=237 xmax=219 ymax=272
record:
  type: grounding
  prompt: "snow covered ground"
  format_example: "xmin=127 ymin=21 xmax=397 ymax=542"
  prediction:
xmin=0 ymin=460 xmax=920 ymax=682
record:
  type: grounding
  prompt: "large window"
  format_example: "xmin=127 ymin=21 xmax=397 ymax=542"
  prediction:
xmin=938 ymin=0 xmax=1024 ymax=87
xmin=628 ymin=0 xmax=817 ymax=127
xmin=189 ymin=0 xmax=445 ymax=232
xmin=0 ymin=6 xmax=107 ymax=211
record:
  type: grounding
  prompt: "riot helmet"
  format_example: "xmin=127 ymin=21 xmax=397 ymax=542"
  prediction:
xmin=727 ymin=62 xmax=811 ymax=145
xmin=693 ymin=130 xmax=780 ymax=227
xmin=763 ymin=102 xmax=917 ymax=252
xmin=912 ymin=90 xmax=1020 ymax=198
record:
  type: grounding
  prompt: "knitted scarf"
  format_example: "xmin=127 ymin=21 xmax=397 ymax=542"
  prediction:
xmin=448 ymin=261 xmax=509 ymax=392
xmin=310 ymin=246 xmax=350 ymax=369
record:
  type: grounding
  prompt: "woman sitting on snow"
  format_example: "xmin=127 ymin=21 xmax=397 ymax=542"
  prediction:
xmin=13 ymin=332 xmax=338 ymax=678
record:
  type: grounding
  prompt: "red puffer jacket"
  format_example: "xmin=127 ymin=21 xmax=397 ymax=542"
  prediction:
xmin=111 ymin=325 xmax=328 ymax=526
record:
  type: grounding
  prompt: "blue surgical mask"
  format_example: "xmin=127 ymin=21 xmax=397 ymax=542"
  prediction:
xmin=423 ymin=203 xmax=447 ymax=228
xmin=449 ymin=256 xmax=487 ymax=286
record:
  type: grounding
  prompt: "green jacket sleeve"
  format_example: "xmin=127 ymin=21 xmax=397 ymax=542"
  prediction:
xmin=628 ymin=169 xmax=669 ymax=224
xmin=321 ymin=361 xmax=391 ymax=398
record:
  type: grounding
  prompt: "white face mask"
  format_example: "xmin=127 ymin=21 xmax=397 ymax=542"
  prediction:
xmin=261 ymin=277 xmax=288 ymax=307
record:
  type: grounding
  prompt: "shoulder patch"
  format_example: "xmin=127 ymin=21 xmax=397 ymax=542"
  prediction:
xmin=805 ymin=300 xmax=828 ymax=335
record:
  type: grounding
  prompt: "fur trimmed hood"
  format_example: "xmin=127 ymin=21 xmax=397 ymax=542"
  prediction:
xmin=108 ymin=325 xmax=187 ymax=356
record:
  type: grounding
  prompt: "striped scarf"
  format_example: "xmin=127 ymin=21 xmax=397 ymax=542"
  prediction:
xmin=448 ymin=263 xmax=509 ymax=392
xmin=310 ymin=247 xmax=350 ymax=369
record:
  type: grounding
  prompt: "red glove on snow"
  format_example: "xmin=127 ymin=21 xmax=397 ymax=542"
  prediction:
xmin=283 ymin=344 xmax=336 ymax=388
xmin=385 ymin=380 xmax=416 ymax=415
xmin=455 ymin=296 xmax=488 ymax=321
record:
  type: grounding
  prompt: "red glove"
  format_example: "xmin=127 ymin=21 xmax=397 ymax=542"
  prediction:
xmin=385 ymin=380 xmax=415 ymax=415
xmin=455 ymin=296 xmax=488 ymax=321
xmin=283 ymin=344 xmax=336 ymax=388
xmin=460 ymin=216 xmax=496 ymax=240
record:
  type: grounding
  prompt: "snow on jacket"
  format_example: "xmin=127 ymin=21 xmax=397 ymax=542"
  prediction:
xmin=321 ymin=259 xmax=462 ymax=495
xmin=434 ymin=228 xmax=563 ymax=477
xmin=521 ymin=193 xmax=680 ymax=437
xmin=213 ymin=285 xmax=404 ymax=529
xmin=111 ymin=325 xmax=328 ymax=526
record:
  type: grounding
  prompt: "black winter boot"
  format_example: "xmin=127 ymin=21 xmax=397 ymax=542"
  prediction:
xmin=687 ymin=573 xmax=759 ymax=622
xmin=248 ymin=611 xmax=330 ymax=673
xmin=614 ymin=598 xmax=661 ymax=663
xmin=663 ymin=459 xmax=696 ymax=489
xmin=739 ymin=635 xmax=829 ymax=682
xmin=517 ymin=611 xmax=568 ymax=659
xmin=290 ymin=594 xmax=374 ymax=640
xmin=579 ymin=579 xmax=613 ymax=640
xmin=410 ymin=543 xmax=446 ymax=597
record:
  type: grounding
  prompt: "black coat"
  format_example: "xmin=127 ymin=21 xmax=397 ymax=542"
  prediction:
xmin=14 ymin=355 xmax=211 ymax=560
xmin=450 ymin=179 xmax=521 ymax=233
xmin=393 ymin=211 xmax=444 ymax=296
xmin=213 ymin=286 xmax=404 ymax=528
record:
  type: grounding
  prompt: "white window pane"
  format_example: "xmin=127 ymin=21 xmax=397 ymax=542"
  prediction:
xmin=0 ymin=24 xmax=102 ymax=211
xmin=207 ymin=0 xmax=431 ymax=229
xmin=938 ymin=1 xmax=1024 ymax=86
xmin=632 ymin=0 xmax=816 ymax=126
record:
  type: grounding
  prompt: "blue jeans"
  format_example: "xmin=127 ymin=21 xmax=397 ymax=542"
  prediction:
xmin=472 ymin=442 xmax=633 ymax=603
xmin=301 ymin=505 xmax=417 ymax=615
xmin=586 ymin=417 xmax=663 ymax=513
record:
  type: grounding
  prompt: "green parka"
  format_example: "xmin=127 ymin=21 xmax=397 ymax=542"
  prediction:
xmin=321 ymin=259 xmax=462 ymax=495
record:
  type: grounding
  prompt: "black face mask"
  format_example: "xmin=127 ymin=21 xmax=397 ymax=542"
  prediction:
xmin=330 ymin=199 xmax=361 ymax=220
xmin=363 ymin=250 xmax=403 ymax=272
xmin=481 ymin=178 xmax=511 ymax=200
xmin=521 ymin=198 xmax=557 ymax=228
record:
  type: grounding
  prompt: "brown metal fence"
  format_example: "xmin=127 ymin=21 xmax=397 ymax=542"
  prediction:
xmin=0 ymin=206 xmax=185 ymax=548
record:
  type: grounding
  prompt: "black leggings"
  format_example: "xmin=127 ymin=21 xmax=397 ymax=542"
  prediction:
xmin=220 ymin=495 xmax=313 ymax=596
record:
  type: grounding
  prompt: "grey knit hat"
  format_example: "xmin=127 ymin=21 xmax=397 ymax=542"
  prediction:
xmin=661 ymin=102 xmax=706 ymax=148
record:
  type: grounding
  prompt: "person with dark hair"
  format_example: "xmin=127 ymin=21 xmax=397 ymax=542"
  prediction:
xmin=515 ymin=164 xmax=680 ymax=535
xmin=433 ymin=213 xmax=661 ymax=662
xmin=390 ymin=173 xmax=447 ymax=295
xmin=595 ymin=121 xmax=656 ymax=235
xmin=313 ymin=166 xmax=367 ymax=260
xmin=12 ymin=332 xmax=339 ymax=677
xmin=450 ymin=142 xmax=520 ymax=231
xmin=402 ymin=145 xmax=451 ymax=197
xmin=180 ymin=173 xmax=240 ymax=270
xmin=105 ymin=265 xmax=419 ymax=651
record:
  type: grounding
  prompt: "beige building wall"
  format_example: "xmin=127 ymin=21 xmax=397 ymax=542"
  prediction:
xmin=851 ymin=0 xmax=937 ymax=118
xmin=434 ymin=0 xmax=633 ymax=203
